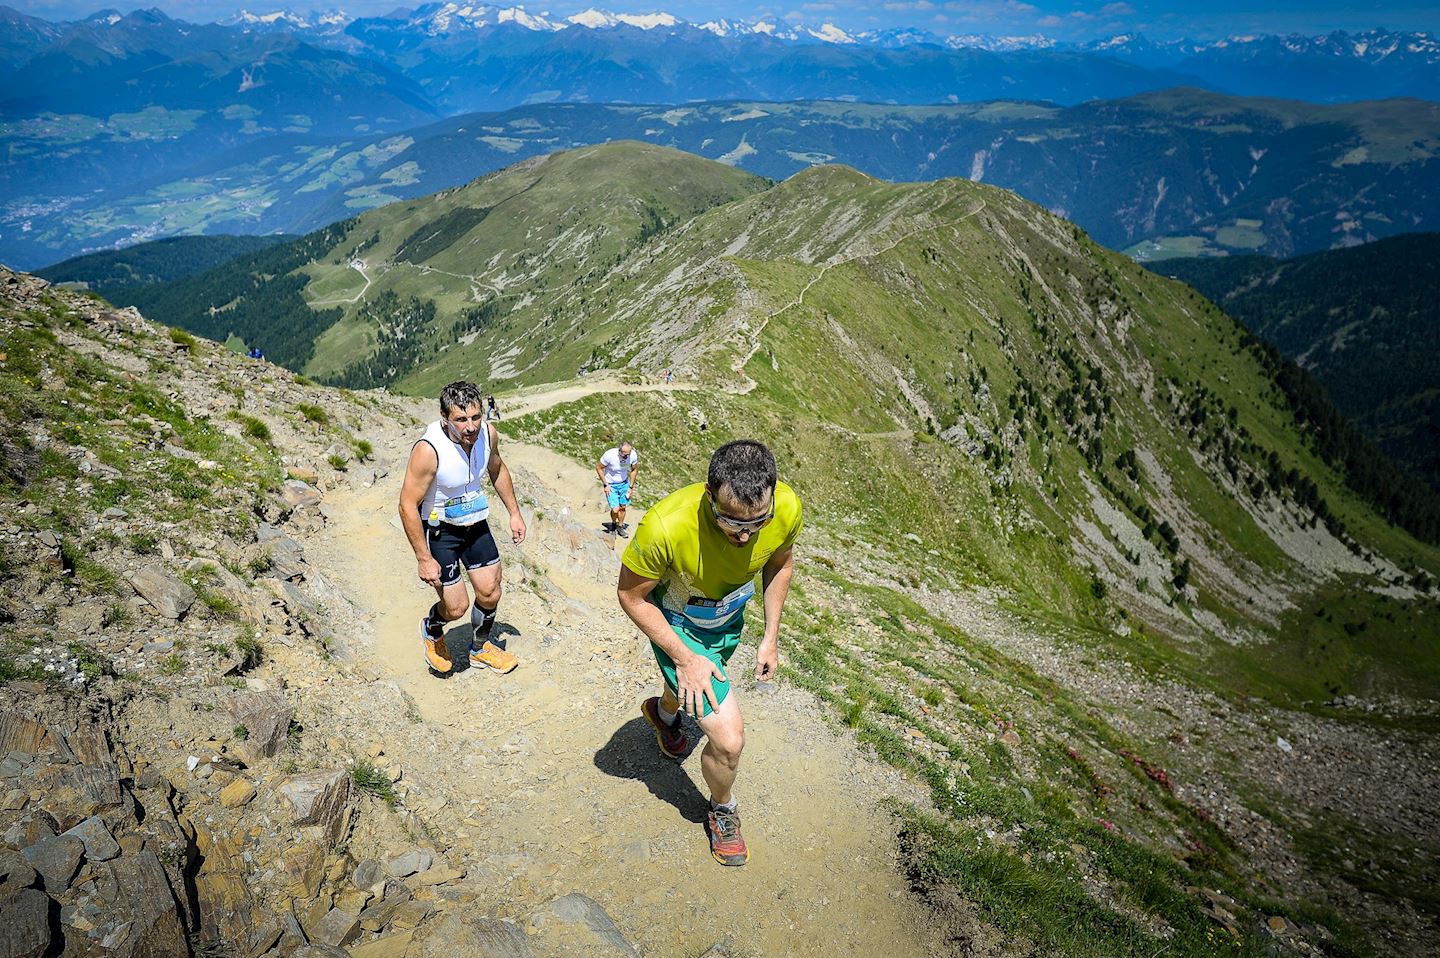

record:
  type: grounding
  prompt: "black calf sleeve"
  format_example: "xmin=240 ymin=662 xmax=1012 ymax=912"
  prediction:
xmin=471 ymin=601 xmax=497 ymax=643
xmin=424 ymin=602 xmax=446 ymax=635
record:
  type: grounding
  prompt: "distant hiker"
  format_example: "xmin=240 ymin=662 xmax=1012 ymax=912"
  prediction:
xmin=596 ymin=441 xmax=639 ymax=536
xmin=486 ymin=395 xmax=501 ymax=421
xmin=398 ymin=381 xmax=526 ymax=677
xmin=617 ymin=439 xmax=802 ymax=865
xmin=662 ymin=369 xmax=674 ymax=384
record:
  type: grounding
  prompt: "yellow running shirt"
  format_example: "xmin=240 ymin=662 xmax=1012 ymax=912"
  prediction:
xmin=621 ymin=481 xmax=802 ymax=634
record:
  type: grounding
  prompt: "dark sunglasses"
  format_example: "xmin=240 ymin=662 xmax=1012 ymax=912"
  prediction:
xmin=708 ymin=494 xmax=774 ymax=534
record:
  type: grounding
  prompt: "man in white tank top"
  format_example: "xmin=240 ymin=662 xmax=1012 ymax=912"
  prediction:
xmin=398 ymin=381 xmax=527 ymax=676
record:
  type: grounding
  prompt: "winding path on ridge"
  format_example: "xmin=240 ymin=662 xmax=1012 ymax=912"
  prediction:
xmin=731 ymin=195 xmax=987 ymax=390
xmin=306 ymin=375 xmax=950 ymax=957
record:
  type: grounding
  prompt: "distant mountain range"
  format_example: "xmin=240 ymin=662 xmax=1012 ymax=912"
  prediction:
xmin=1156 ymin=234 xmax=1440 ymax=492
xmin=6 ymin=91 xmax=1436 ymax=269
xmin=2 ymin=6 xmax=1436 ymax=269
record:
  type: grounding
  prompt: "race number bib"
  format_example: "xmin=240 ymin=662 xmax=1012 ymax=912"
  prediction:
xmin=682 ymin=580 xmax=754 ymax=629
xmin=442 ymin=490 xmax=490 ymax=526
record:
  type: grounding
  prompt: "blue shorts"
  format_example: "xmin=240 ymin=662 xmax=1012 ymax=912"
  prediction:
xmin=607 ymin=481 xmax=631 ymax=509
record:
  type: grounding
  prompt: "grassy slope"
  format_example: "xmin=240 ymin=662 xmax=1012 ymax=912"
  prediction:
xmin=298 ymin=142 xmax=770 ymax=385
xmin=489 ymin=154 xmax=1439 ymax=953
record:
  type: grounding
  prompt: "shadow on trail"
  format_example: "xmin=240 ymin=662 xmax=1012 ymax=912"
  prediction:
xmin=594 ymin=718 xmax=708 ymax=824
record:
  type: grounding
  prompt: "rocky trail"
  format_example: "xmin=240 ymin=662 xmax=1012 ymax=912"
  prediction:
xmin=0 ymin=274 xmax=942 ymax=958
xmin=294 ymin=383 xmax=946 ymax=957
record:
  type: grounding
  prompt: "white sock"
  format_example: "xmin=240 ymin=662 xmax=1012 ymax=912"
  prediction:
xmin=657 ymin=700 xmax=678 ymax=725
xmin=711 ymin=797 xmax=737 ymax=813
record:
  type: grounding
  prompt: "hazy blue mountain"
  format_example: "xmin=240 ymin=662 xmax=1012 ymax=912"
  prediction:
xmin=11 ymin=91 xmax=1436 ymax=270
xmin=1085 ymin=30 xmax=1440 ymax=102
xmin=0 ymin=4 xmax=60 ymax=79
xmin=1156 ymin=234 xmax=1440 ymax=491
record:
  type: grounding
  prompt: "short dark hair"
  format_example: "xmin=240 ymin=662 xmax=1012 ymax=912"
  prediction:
xmin=439 ymin=381 xmax=483 ymax=417
xmin=707 ymin=440 xmax=776 ymax=507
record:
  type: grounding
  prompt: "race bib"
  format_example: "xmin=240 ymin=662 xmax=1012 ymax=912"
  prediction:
xmin=442 ymin=490 xmax=490 ymax=526
xmin=682 ymin=580 xmax=755 ymax=629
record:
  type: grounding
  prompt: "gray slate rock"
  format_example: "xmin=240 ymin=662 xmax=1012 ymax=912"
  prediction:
xmin=91 ymin=851 xmax=188 ymax=958
xmin=228 ymin=692 xmax=294 ymax=761
xmin=412 ymin=913 xmax=532 ymax=958
xmin=294 ymin=946 xmax=351 ymax=958
xmin=311 ymin=906 xmax=362 ymax=947
xmin=383 ymin=848 xmax=432 ymax=879
xmin=265 ymin=535 xmax=308 ymax=580
xmin=62 ymin=815 xmax=121 ymax=862
xmin=0 ymin=848 xmax=38 ymax=894
xmin=275 ymin=769 xmax=350 ymax=842
xmin=127 ymin=566 xmax=196 ymax=619
xmin=534 ymin=893 xmax=640 ymax=958
xmin=281 ymin=480 xmax=323 ymax=508
xmin=3 ymin=810 xmax=58 ymax=848
xmin=351 ymin=858 xmax=380 ymax=890
xmin=20 ymin=834 xmax=84 ymax=893
xmin=0 ymin=888 xmax=50 ymax=958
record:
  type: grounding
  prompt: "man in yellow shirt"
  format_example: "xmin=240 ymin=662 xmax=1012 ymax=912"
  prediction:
xmin=617 ymin=439 xmax=801 ymax=866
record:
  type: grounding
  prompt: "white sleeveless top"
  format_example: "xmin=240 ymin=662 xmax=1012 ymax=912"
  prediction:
xmin=417 ymin=420 xmax=491 ymax=525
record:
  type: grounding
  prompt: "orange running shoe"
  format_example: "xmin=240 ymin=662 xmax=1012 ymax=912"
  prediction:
xmin=420 ymin=619 xmax=452 ymax=674
xmin=706 ymin=805 xmax=748 ymax=866
xmin=470 ymin=640 xmax=519 ymax=674
xmin=641 ymin=696 xmax=690 ymax=759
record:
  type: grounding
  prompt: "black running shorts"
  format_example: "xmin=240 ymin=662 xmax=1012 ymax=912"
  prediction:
xmin=426 ymin=519 xmax=500 ymax=586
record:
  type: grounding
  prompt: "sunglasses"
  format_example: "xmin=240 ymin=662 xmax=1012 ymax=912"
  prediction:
xmin=708 ymin=494 xmax=774 ymax=534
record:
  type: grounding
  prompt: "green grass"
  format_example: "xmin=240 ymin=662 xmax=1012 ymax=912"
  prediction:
xmin=235 ymin=629 xmax=262 ymax=671
xmin=296 ymin=402 xmax=329 ymax=425
xmin=168 ymin=327 xmax=198 ymax=353
xmin=349 ymin=759 xmax=399 ymax=805
xmin=235 ymin=414 xmax=272 ymax=444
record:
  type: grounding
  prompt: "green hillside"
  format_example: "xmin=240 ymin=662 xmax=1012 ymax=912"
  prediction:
xmin=1156 ymin=235 xmax=1440 ymax=493
xmin=114 ymin=143 xmax=1440 ymax=953
xmin=34 ymin=233 xmax=288 ymax=296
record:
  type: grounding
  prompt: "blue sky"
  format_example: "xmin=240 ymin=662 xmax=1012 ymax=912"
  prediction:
xmin=10 ymin=2 xmax=1438 ymax=40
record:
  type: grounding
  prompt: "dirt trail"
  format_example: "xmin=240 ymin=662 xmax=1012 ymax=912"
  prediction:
xmin=497 ymin=374 xmax=692 ymax=419
xmin=307 ymin=383 xmax=946 ymax=958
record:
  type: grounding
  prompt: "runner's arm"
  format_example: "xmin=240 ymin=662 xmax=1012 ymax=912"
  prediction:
xmin=755 ymin=546 xmax=794 ymax=681
xmin=617 ymin=566 xmax=726 ymax=714
xmin=398 ymin=442 xmax=442 ymax=586
xmin=485 ymin=423 xmax=526 ymax=544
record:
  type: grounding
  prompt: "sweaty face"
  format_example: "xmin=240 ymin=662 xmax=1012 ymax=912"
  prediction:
xmin=710 ymin=486 xmax=773 ymax=547
xmin=445 ymin=404 xmax=484 ymax=445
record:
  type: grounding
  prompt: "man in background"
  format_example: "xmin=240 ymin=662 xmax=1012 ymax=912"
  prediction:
xmin=596 ymin=440 xmax=639 ymax=536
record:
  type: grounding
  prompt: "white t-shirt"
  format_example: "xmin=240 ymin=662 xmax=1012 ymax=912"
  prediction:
xmin=600 ymin=447 xmax=638 ymax=484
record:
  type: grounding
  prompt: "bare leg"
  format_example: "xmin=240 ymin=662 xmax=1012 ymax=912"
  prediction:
xmin=432 ymin=579 xmax=472 ymax=623
xmin=696 ymin=693 xmax=744 ymax=806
